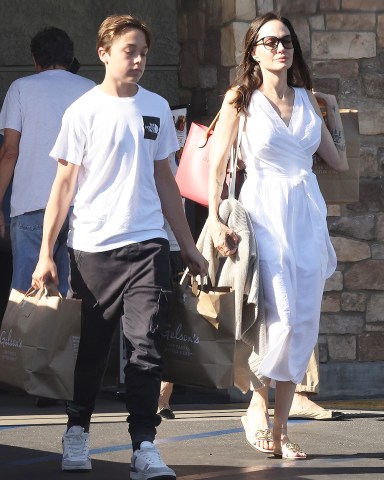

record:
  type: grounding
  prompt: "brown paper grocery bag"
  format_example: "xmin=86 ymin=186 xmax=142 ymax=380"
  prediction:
xmin=161 ymin=280 xmax=236 ymax=389
xmin=0 ymin=285 xmax=81 ymax=400
xmin=313 ymin=109 xmax=360 ymax=204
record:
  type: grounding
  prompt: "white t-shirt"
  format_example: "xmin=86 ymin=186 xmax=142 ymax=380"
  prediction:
xmin=50 ymin=85 xmax=180 ymax=252
xmin=164 ymin=152 xmax=181 ymax=252
xmin=0 ymin=70 xmax=95 ymax=217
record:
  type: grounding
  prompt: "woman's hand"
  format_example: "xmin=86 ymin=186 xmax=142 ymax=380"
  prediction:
xmin=312 ymin=90 xmax=336 ymax=106
xmin=209 ymin=219 xmax=238 ymax=257
xmin=312 ymin=91 xmax=339 ymax=128
xmin=309 ymin=89 xmax=348 ymax=172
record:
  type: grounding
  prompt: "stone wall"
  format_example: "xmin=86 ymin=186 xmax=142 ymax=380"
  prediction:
xmin=177 ymin=0 xmax=384 ymax=398
xmin=0 ymin=0 xmax=179 ymax=106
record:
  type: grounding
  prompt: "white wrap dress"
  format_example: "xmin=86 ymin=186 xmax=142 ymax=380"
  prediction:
xmin=239 ymin=87 xmax=337 ymax=385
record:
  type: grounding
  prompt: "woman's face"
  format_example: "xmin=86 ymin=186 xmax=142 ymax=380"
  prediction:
xmin=252 ymin=19 xmax=294 ymax=73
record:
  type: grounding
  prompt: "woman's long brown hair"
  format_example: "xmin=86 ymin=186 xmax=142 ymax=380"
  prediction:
xmin=231 ymin=12 xmax=313 ymax=114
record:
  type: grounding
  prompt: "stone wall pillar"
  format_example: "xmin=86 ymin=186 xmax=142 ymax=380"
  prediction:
xmin=178 ymin=0 xmax=384 ymax=398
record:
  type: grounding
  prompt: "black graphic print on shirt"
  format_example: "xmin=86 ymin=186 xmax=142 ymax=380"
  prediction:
xmin=143 ymin=116 xmax=160 ymax=140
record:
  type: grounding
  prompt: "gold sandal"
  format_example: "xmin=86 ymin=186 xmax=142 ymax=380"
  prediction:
xmin=241 ymin=416 xmax=274 ymax=453
xmin=273 ymin=442 xmax=307 ymax=460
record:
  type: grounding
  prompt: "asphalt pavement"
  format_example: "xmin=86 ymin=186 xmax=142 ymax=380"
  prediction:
xmin=0 ymin=390 xmax=383 ymax=480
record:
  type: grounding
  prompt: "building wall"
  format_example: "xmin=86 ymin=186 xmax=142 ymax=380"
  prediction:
xmin=1 ymin=0 xmax=383 ymax=399
xmin=0 ymin=0 xmax=180 ymax=105
xmin=177 ymin=0 xmax=384 ymax=398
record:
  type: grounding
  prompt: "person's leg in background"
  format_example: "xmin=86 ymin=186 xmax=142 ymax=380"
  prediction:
xmin=0 ymin=232 xmax=12 ymax=323
xmin=10 ymin=210 xmax=46 ymax=293
xmin=54 ymin=207 xmax=72 ymax=296
xmin=158 ymin=382 xmax=175 ymax=419
xmin=10 ymin=208 xmax=71 ymax=295
xmin=0 ymin=180 xmax=12 ymax=324
xmin=289 ymin=346 xmax=344 ymax=420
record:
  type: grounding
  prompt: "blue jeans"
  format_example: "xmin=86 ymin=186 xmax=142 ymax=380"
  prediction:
xmin=10 ymin=208 xmax=71 ymax=295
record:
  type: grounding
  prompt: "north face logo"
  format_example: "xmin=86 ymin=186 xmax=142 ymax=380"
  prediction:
xmin=143 ymin=116 xmax=160 ymax=140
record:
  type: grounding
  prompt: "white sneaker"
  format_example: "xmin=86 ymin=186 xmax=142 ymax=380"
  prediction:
xmin=62 ymin=426 xmax=92 ymax=471
xmin=130 ymin=441 xmax=176 ymax=479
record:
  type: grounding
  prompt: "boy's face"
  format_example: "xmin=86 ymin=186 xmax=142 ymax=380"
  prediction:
xmin=99 ymin=28 xmax=148 ymax=85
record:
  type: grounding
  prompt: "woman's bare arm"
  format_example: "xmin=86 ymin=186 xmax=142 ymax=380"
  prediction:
xmin=208 ymin=89 xmax=240 ymax=256
xmin=307 ymin=90 xmax=349 ymax=172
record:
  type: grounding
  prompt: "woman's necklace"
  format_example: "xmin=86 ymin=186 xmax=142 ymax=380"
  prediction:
xmin=262 ymin=87 xmax=294 ymax=126
xmin=266 ymin=86 xmax=292 ymax=102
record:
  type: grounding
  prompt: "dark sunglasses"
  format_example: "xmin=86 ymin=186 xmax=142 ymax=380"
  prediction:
xmin=255 ymin=35 xmax=294 ymax=50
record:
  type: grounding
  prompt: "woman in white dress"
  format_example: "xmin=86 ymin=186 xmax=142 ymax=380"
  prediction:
xmin=208 ymin=12 xmax=348 ymax=459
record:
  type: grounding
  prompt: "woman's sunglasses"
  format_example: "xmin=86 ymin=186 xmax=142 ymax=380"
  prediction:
xmin=255 ymin=35 xmax=294 ymax=50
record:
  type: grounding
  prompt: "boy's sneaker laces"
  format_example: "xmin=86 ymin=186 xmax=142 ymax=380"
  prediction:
xmin=62 ymin=426 xmax=92 ymax=471
xmin=130 ymin=441 xmax=176 ymax=479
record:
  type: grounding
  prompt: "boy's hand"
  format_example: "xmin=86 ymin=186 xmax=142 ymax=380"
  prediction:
xmin=31 ymin=257 xmax=58 ymax=290
xmin=181 ymin=246 xmax=208 ymax=278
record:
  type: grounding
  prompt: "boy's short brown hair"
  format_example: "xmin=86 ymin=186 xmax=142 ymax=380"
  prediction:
xmin=96 ymin=14 xmax=151 ymax=53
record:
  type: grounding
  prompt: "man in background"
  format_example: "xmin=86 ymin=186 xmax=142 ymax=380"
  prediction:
xmin=0 ymin=26 xmax=94 ymax=407
xmin=0 ymin=26 xmax=95 ymax=297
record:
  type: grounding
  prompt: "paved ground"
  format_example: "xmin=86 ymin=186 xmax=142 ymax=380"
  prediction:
xmin=0 ymin=391 xmax=383 ymax=480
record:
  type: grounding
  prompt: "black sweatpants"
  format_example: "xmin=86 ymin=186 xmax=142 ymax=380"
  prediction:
xmin=66 ymin=238 xmax=172 ymax=447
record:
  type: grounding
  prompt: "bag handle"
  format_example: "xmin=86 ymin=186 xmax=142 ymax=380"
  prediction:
xmin=17 ymin=283 xmax=62 ymax=318
xmin=179 ymin=268 xmax=208 ymax=291
xmin=197 ymin=110 xmax=221 ymax=148
xmin=227 ymin=115 xmax=246 ymax=200
xmin=24 ymin=282 xmax=62 ymax=300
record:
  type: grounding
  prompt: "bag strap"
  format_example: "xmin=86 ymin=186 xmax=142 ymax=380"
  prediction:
xmin=24 ymin=283 xmax=62 ymax=300
xmin=197 ymin=110 xmax=221 ymax=148
xmin=179 ymin=268 xmax=208 ymax=290
xmin=17 ymin=283 xmax=62 ymax=318
xmin=228 ymin=115 xmax=245 ymax=200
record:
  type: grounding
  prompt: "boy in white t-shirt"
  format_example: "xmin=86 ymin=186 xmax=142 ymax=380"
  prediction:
xmin=32 ymin=14 xmax=207 ymax=480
